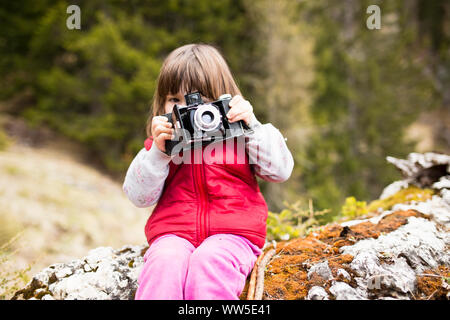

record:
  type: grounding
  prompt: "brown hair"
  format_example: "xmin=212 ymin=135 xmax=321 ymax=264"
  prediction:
xmin=146 ymin=43 xmax=242 ymax=137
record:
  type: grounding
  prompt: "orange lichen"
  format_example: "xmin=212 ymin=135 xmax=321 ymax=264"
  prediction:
xmin=415 ymin=266 xmax=449 ymax=300
xmin=250 ymin=209 xmax=425 ymax=300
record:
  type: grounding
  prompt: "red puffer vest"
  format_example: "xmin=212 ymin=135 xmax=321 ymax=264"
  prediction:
xmin=143 ymin=137 xmax=268 ymax=249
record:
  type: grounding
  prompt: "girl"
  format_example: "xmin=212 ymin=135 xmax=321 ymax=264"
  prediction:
xmin=123 ymin=43 xmax=294 ymax=300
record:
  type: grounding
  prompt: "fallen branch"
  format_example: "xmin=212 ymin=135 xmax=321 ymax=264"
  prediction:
xmin=254 ymin=248 xmax=276 ymax=300
xmin=246 ymin=251 xmax=266 ymax=300
xmin=426 ymin=289 xmax=438 ymax=300
xmin=417 ymin=273 xmax=442 ymax=278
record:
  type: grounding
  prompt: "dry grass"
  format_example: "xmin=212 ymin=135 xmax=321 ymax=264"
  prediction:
xmin=0 ymin=133 xmax=150 ymax=299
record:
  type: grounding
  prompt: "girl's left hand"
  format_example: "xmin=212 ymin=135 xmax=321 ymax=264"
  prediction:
xmin=226 ymin=95 xmax=255 ymax=125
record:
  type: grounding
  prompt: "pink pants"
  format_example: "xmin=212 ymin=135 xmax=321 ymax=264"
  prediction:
xmin=135 ymin=233 xmax=262 ymax=300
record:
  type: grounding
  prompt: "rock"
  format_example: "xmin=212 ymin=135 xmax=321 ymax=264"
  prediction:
xmin=337 ymin=269 xmax=351 ymax=281
xmin=306 ymin=286 xmax=329 ymax=300
xmin=392 ymin=194 xmax=450 ymax=225
xmin=380 ymin=180 xmax=410 ymax=200
xmin=307 ymin=261 xmax=333 ymax=281
xmin=341 ymin=217 xmax=449 ymax=273
xmin=386 ymin=152 xmax=450 ymax=188
xmin=329 ymin=281 xmax=366 ymax=300
xmin=13 ymin=245 xmax=146 ymax=300
xmin=432 ymin=176 xmax=450 ymax=190
xmin=380 ymin=152 xmax=449 ymax=198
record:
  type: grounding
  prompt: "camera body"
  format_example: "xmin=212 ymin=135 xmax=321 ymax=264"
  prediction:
xmin=162 ymin=92 xmax=253 ymax=156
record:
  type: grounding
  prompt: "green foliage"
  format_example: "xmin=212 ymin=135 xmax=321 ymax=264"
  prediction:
xmin=341 ymin=196 xmax=368 ymax=219
xmin=266 ymin=200 xmax=330 ymax=241
xmin=300 ymin=0 xmax=439 ymax=218
xmin=1 ymin=0 xmax=258 ymax=175
xmin=0 ymin=0 xmax=446 ymax=211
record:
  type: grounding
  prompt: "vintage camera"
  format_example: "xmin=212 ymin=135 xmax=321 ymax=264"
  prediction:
xmin=162 ymin=92 xmax=253 ymax=156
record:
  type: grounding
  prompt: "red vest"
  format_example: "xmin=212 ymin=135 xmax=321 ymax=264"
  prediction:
xmin=143 ymin=137 xmax=268 ymax=248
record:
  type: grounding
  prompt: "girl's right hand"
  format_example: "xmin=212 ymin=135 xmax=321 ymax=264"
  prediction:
xmin=151 ymin=116 xmax=174 ymax=153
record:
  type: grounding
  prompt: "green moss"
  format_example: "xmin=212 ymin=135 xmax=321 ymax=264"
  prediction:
xmin=367 ymin=186 xmax=435 ymax=213
xmin=337 ymin=186 xmax=435 ymax=222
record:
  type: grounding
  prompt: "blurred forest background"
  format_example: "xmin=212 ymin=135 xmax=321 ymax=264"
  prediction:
xmin=0 ymin=0 xmax=449 ymax=297
xmin=1 ymin=0 xmax=449 ymax=222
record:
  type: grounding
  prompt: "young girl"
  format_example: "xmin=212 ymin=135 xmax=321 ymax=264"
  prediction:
xmin=123 ymin=43 xmax=294 ymax=300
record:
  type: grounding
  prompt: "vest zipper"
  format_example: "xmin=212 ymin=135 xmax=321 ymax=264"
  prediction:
xmin=194 ymin=152 xmax=208 ymax=245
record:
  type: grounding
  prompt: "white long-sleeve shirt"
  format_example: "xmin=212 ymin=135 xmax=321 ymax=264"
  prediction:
xmin=123 ymin=115 xmax=294 ymax=208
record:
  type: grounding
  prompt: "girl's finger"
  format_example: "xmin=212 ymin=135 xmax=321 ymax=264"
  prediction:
xmin=229 ymin=95 xmax=244 ymax=108
xmin=154 ymin=116 xmax=168 ymax=122
xmin=154 ymin=120 xmax=172 ymax=128
xmin=154 ymin=125 xmax=174 ymax=137
xmin=229 ymin=110 xmax=252 ymax=123
xmin=152 ymin=120 xmax=172 ymax=133
xmin=156 ymin=132 xmax=175 ymax=141
xmin=155 ymin=125 xmax=174 ymax=135
xmin=153 ymin=116 xmax=170 ymax=125
xmin=228 ymin=102 xmax=251 ymax=119
xmin=228 ymin=109 xmax=245 ymax=121
xmin=228 ymin=100 xmax=252 ymax=119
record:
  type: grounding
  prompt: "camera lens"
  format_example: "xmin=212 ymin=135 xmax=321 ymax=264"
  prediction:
xmin=194 ymin=105 xmax=221 ymax=132
xmin=201 ymin=111 xmax=214 ymax=124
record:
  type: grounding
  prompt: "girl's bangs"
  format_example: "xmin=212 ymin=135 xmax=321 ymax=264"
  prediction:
xmin=158 ymin=56 xmax=214 ymax=101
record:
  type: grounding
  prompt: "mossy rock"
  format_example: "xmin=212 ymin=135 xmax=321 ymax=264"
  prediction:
xmin=367 ymin=186 xmax=435 ymax=213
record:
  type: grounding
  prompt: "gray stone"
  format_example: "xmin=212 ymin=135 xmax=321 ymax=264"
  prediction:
xmin=13 ymin=245 xmax=146 ymax=300
xmin=307 ymin=260 xmax=333 ymax=281
xmin=380 ymin=180 xmax=409 ymax=200
xmin=337 ymin=268 xmax=351 ymax=281
xmin=432 ymin=176 xmax=450 ymax=190
xmin=386 ymin=152 xmax=450 ymax=188
xmin=306 ymin=286 xmax=329 ymax=300
xmin=329 ymin=282 xmax=366 ymax=300
xmin=392 ymin=195 xmax=450 ymax=225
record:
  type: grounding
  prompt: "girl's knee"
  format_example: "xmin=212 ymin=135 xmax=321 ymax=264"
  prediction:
xmin=188 ymin=246 xmax=234 ymax=275
xmin=144 ymin=236 xmax=193 ymax=269
xmin=150 ymin=247 xmax=183 ymax=263
xmin=188 ymin=247 xmax=216 ymax=267
xmin=185 ymin=247 xmax=248 ymax=299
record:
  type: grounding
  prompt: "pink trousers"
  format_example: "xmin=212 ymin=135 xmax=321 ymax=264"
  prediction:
xmin=135 ymin=233 xmax=262 ymax=300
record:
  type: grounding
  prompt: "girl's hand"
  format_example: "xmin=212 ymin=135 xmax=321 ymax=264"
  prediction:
xmin=226 ymin=95 xmax=255 ymax=126
xmin=151 ymin=116 xmax=174 ymax=153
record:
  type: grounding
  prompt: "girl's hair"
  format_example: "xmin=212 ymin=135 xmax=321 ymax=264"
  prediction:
xmin=146 ymin=43 xmax=242 ymax=138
